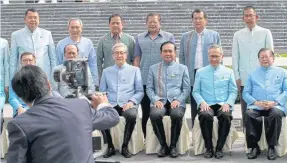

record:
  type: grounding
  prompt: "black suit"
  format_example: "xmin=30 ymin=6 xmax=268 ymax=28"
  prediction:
xmin=6 ymin=96 xmax=119 ymax=163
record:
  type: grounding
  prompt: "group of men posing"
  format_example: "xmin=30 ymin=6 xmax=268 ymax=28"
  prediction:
xmin=0 ymin=5 xmax=286 ymax=161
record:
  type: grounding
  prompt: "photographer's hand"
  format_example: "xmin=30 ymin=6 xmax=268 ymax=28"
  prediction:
xmin=90 ymin=94 xmax=109 ymax=109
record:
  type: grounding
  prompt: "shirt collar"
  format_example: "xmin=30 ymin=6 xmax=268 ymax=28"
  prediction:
xmin=24 ymin=25 xmax=39 ymax=34
xmin=208 ymin=64 xmax=222 ymax=71
xmin=68 ymin=36 xmax=82 ymax=43
xmin=246 ymin=25 xmax=258 ymax=32
xmin=195 ymin=28 xmax=206 ymax=35
xmin=162 ymin=61 xmax=176 ymax=66
xmin=260 ymin=65 xmax=274 ymax=71
xmin=114 ymin=62 xmax=127 ymax=69
xmin=111 ymin=32 xmax=122 ymax=39
xmin=144 ymin=29 xmax=163 ymax=37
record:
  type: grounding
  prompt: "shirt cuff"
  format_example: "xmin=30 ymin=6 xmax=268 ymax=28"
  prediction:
xmin=96 ymin=103 xmax=112 ymax=110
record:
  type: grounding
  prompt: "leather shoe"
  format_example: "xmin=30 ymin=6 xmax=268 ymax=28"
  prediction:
xmin=157 ymin=145 xmax=169 ymax=157
xmin=169 ymin=146 xmax=179 ymax=158
xmin=121 ymin=146 xmax=132 ymax=158
xmin=267 ymin=148 xmax=277 ymax=160
xmin=103 ymin=148 xmax=116 ymax=158
xmin=204 ymin=148 xmax=214 ymax=158
xmin=247 ymin=147 xmax=260 ymax=159
xmin=214 ymin=148 xmax=224 ymax=159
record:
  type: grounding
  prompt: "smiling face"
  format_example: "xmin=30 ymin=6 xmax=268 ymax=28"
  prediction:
xmin=68 ymin=19 xmax=82 ymax=38
xmin=192 ymin=11 xmax=207 ymax=32
xmin=258 ymin=50 xmax=274 ymax=67
xmin=160 ymin=43 xmax=176 ymax=63
xmin=24 ymin=11 xmax=40 ymax=32
xmin=243 ymin=8 xmax=258 ymax=29
xmin=21 ymin=54 xmax=36 ymax=66
xmin=109 ymin=16 xmax=123 ymax=35
xmin=146 ymin=15 xmax=161 ymax=33
xmin=208 ymin=47 xmax=223 ymax=67
xmin=112 ymin=46 xmax=127 ymax=66
xmin=64 ymin=45 xmax=78 ymax=60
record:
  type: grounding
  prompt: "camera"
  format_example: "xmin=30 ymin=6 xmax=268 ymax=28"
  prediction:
xmin=53 ymin=58 xmax=90 ymax=98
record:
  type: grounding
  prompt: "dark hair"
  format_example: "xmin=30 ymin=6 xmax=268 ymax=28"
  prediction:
xmin=191 ymin=9 xmax=208 ymax=19
xmin=146 ymin=13 xmax=161 ymax=22
xmin=109 ymin=14 xmax=124 ymax=24
xmin=25 ymin=8 xmax=38 ymax=17
xmin=64 ymin=44 xmax=79 ymax=54
xmin=257 ymin=48 xmax=274 ymax=58
xmin=20 ymin=52 xmax=35 ymax=60
xmin=160 ymin=41 xmax=176 ymax=52
xmin=243 ymin=6 xmax=257 ymax=15
xmin=12 ymin=65 xmax=50 ymax=103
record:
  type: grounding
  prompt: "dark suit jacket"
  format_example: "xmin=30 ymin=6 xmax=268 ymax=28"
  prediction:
xmin=6 ymin=95 xmax=119 ymax=163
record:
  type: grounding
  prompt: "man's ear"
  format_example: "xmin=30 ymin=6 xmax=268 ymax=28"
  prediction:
xmin=47 ymin=80 xmax=52 ymax=93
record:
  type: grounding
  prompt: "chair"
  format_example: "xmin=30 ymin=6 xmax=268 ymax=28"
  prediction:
xmin=192 ymin=116 xmax=239 ymax=155
xmin=145 ymin=116 xmax=190 ymax=155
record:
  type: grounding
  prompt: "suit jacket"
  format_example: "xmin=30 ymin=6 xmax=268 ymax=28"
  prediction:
xmin=179 ymin=29 xmax=221 ymax=86
xmin=6 ymin=96 xmax=119 ymax=163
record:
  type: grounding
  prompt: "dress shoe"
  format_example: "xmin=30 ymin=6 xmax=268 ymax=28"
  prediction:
xmin=121 ymin=146 xmax=132 ymax=158
xmin=103 ymin=148 xmax=116 ymax=158
xmin=267 ymin=148 xmax=277 ymax=160
xmin=157 ymin=145 xmax=169 ymax=157
xmin=214 ymin=148 xmax=224 ymax=159
xmin=204 ymin=148 xmax=214 ymax=158
xmin=169 ymin=146 xmax=179 ymax=158
xmin=247 ymin=147 xmax=260 ymax=159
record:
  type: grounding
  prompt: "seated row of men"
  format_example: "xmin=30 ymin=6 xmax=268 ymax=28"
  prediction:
xmin=4 ymin=41 xmax=287 ymax=160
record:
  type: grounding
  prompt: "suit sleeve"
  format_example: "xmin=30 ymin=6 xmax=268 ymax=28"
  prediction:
xmin=6 ymin=120 xmax=28 ymax=163
xmin=232 ymin=33 xmax=240 ymax=80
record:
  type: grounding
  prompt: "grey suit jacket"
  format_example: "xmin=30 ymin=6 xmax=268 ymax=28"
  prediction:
xmin=6 ymin=96 xmax=119 ymax=163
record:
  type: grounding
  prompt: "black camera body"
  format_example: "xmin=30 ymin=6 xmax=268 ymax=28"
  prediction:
xmin=53 ymin=58 xmax=89 ymax=98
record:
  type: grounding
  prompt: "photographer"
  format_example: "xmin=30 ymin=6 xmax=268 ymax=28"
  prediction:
xmin=52 ymin=44 xmax=94 ymax=98
xmin=6 ymin=65 xmax=119 ymax=163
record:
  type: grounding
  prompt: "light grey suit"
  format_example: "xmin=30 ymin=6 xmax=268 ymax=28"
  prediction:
xmin=6 ymin=96 xmax=119 ymax=163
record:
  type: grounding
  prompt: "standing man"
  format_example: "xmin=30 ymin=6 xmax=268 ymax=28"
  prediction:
xmin=243 ymin=48 xmax=286 ymax=160
xmin=133 ymin=13 xmax=175 ymax=137
xmin=99 ymin=43 xmax=144 ymax=158
xmin=10 ymin=8 xmax=57 ymax=81
xmin=232 ymin=6 xmax=274 ymax=124
xmin=56 ymin=18 xmax=98 ymax=87
xmin=192 ymin=45 xmax=237 ymax=159
xmin=147 ymin=41 xmax=190 ymax=158
xmin=179 ymin=9 xmax=221 ymax=127
xmin=97 ymin=14 xmax=135 ymax=78
xmin=0 ymin=38 xmax=9 ymax=134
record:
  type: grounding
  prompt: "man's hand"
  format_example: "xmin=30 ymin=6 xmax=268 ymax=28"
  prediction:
xmin=90 ymin=94 xmax=109 ymax=109
xmin=154 ymin=101 xmax=164 ymax=109
xmin=261 ymin=101 xmax=276 ymax=110
xmin=236 ymin=79 xmax=241 ymax=91
xmin=17 ymin=106 xmax=26 ymax=115
xmin=200 ymin=102 xmax=210 ymax=112
xmin=221 ymin=104 xmax=230 ymax=112
xmin=171 ymin=100 xmax=180 ymax=109
xmin=4 ymin=87 xmax=8 ymax=94
xmin=123 ymin=102 xmax=134 ymax=111
xmin=254 ymin=101 xmax=268 ymax=109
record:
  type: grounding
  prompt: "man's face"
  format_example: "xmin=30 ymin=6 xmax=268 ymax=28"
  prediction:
xmin=21 ymin=55 xmax=36 ymax=66
xmin=208 ymin=48 xmax=223 ymax=67
xmin=243 ymin=9 xmax=258 ymax=27
xmin=112 ymin=46 xmax=127 ymax=66
xmin=146 ymin=16 xmax=161 ymax=33
xmin=68 ymin=20 xmax=82 ymax=38
xmin=109 ymin=16 xmax=123 ymax=35
xmin=259 ymin=50 xmax=274 ymax=67
xmin=160 ymin=43 xmax=176 ymax=63
xmin=24 ymin=11 xmax=40 ymax=31
xmin=64 ymin=45 xmax=78 ymax=60
xmin=192 ymin=12 xmax=207 ymax=30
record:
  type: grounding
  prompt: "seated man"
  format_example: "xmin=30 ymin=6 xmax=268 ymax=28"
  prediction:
xmin=52 ymin=44 xmax=94 ymax=98
xmin=99 ymin=43 xmax=144 ymax=158
xmin=243 ymin=48 xmax=287 ymax=160
xmin=192 ymin=45 xmax=237 ymax=159
xmin=9 ymin=52 xmax=62 ymax=117
xmin=146 ymin=41 xmax=190 ymax=158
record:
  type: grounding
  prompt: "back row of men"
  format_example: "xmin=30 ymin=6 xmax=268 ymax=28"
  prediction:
xmin=1 ymin=5 xmax=286 ymax=161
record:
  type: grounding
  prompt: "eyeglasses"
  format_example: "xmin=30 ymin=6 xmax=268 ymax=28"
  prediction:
xmin=208 ymin=55 xmax=221 ymax=59
xmin=244 ymin=14 xmax=256 ymax=18
xmin=21 ymin=59 xmax=35 ymax=63
xmin=113 ymin=51 xmax=126 ymax=56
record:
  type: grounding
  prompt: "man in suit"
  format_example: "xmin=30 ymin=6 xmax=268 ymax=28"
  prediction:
xmin=232 ymin=6 xmax=274 ymax=125
xmin=100 ymin=43 xmax=144 ymax=158
xmin=6 ymin=65 xmax=120 ymax=163
xmin=10 ymin=8 xmax=57 ymax=81
xmin=243 ymin=48 xmax=286 ymax=160
xmin=192 ymin=44 xmax=237 ymax=159
xmin=147 ymin=41 xmax=190 ymax=158
xmin=179 ymin=9 xmax=221 ymax=128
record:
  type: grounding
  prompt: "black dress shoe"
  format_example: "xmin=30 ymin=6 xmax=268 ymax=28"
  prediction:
xmin=103 ymin=148 xmax=116 ymax=158
xmin=247 ymin=147 xmax=260 ymax=159
xmin=169 ymin=146 xmax=179 ymax=158
xmin=214 ymin=148 xmax=224 ymax=159
xmin=204 ymin=148 xmax=214 ymax=158
xmin=157 ymin=145 xmax=169 ymax=157
xmin=267 ymin=148 xmax=277 ymax=160
xmin=121 ymin=146 xmax=132 ymax=158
